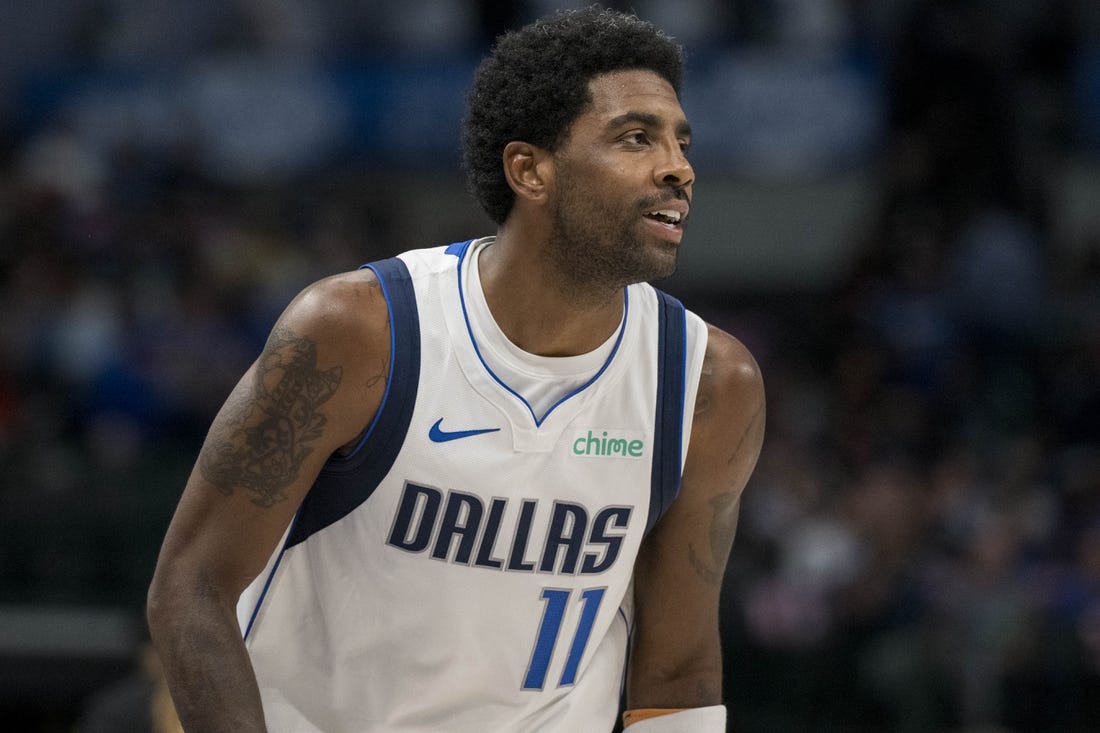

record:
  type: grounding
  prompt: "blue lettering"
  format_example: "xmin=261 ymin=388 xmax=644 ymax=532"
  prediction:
xmin=581 ymin=506 xmax=631 ymax=573
xmin=432 ymin=490 xmax=484 ymax=564
xmin=540 ymin=502 xmax=588 ymax=574
xmin=389 ymin=487 xmax=633 ymax=575
xmin=387 ymin=483 xmax=441 ymax=553
xmin=507 ymin=500 xmax=538 ymax=572
xmin=473 ymin=497 xmax=507 ymax=569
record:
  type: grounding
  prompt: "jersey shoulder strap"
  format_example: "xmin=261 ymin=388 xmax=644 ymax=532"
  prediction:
xmin=286 ymin=256 xmax=422 ymax=548
xmin=647 ymin=288 xmax=688 ymax=536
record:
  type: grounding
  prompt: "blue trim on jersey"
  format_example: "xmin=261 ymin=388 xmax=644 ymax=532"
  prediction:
xmin=242 ymin=529 xmax=290 ymax=640
xmin=245 ymin=258 xmax=420 ymax=636
xmin=450 ymin=239 xmax=628 ymax=427
xmin=245 ymin=257 xmax=420 ymax=637
xmin=284 ymin=256 xmax=422 ymax=548
xmin=646 ymin=290 xmax=687 ymax=536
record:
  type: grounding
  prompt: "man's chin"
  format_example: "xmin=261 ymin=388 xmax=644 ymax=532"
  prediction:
xmin=645 ymin=243 xmax=679 ymax=282
xmin=623 ymin=254 xmax=677 ymax=287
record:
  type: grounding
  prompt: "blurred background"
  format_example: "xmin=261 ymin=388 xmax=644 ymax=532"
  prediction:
xmin=0 ymin=0 xmax=1098 ymax=731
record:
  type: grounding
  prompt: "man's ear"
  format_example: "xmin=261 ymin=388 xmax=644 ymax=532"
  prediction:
xmin=502 ymin=141 xmax=553 ymax=206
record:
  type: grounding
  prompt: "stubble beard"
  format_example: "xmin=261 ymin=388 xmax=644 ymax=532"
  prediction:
xmin=546 ymin=177 xmax=679 ymax=304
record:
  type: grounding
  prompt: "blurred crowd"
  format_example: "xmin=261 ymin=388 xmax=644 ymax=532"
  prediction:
xmin=0 ymin=1 xmax=1099 ymax=731
xmin=715 ymin=2 xmax=1100 ymax=732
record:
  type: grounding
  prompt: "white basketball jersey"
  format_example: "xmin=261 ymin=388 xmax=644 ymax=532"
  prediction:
xmin=237 ymin=239 xmax=709 ymax=732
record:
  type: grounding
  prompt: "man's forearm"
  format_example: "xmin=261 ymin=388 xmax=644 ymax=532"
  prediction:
xmin=148 ymin=585 xmax=268 ymax=732
xmin=627 ymin=637 xmax=724 ymax=711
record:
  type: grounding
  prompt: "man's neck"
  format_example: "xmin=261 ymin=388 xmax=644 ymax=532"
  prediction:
xmin=477 ymin=232 xmax=625 ymax=357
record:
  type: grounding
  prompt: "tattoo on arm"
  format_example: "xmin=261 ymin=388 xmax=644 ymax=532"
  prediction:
xmin=362 ymin=279 xmax=388 ymax=387
xmin=686 ymin=400 xmax=761 ymax=585
xmin=200 ymin=327 xmax=343 ymax=507
xmin=688 ymin=491 xmax=741 ymax=585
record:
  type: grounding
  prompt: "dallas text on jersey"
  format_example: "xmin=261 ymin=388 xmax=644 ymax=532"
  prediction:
xmin=386 ymin=482 xmax=634 ymax=575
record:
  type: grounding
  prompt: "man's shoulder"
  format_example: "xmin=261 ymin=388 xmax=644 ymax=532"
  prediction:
xmin=300 ymin=237 xmax=472 ymax=314
xmin=686 ymin=323 xmax=765 ymax=475
xmin=298 ymin=268 xmax=385 ymax=312
xmin=701 ymin=323 xmax=756 ymax=373
xmin=274 ymin=269 xmax=391 ymax=361
xmin=290 ymin=238 xmax=486 ymax=346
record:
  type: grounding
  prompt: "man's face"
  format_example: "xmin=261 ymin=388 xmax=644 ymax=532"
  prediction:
xmin=546 ymin=69 xmax=694 ymax=293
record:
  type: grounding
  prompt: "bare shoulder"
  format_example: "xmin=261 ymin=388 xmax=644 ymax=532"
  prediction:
xmin=267 ymin=267 xmax=392 ymax=426
xmin=692 ymin=323 xmax=765 ymax=437
xmin=263 ymin=269 xmax=392 ymax=400
xmin=259 ymin=267 xmax=392 ymax=428
xmin=196 ymin=268 xmax=393 ymax=508
xmin=278 ymin=268 xmax=390 ymax=350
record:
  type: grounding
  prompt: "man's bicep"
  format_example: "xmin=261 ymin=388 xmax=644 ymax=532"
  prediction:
xmin=677 ymin=329 xmax=765 ymax=585
xmin=643 ymin=325 xmax=764 ymax=589
xmin=156 ymin=273 xmax=392 ymax=598
xmin=157 ymin=360 xmax=343 ymax=599
xmin=199 ymin=325 xmax=346 ymax=509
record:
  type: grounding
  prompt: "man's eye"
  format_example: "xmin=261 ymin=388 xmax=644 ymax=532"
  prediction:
xmin=623 ymin=132 xmax=649 ymax=145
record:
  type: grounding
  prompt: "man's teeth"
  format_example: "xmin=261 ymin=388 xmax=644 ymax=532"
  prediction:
xmin=646 ymin=210 xmax=681 ymax=223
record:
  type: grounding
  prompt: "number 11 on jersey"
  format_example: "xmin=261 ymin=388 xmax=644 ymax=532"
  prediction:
xmin=523 ymin=587 xmax=607 ymax=690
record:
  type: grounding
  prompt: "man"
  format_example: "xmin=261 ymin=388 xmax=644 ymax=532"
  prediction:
xmin=147 ymin=7 xmax=765 ymax=732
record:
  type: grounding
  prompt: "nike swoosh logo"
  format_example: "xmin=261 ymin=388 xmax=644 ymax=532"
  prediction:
xmin=428 ymin=418 xmax=501 ymax=443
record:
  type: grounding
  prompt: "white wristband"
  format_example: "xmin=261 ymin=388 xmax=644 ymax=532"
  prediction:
xmin=625 ymin=705 xmax=726 ymax=732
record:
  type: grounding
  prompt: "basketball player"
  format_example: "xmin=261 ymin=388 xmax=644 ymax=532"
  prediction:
xmin=147 ymin=8 xmax=765 ymax=732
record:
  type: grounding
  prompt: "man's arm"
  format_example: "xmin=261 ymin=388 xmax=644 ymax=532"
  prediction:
xmin=146 ymin=270 xmax=392 ymax=732
xmin=627 ymin=323 xmax=765 ymax=717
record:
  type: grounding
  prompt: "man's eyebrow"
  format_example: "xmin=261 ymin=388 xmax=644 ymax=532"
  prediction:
xmin=606 ymin=112 xmax=692 ymax=138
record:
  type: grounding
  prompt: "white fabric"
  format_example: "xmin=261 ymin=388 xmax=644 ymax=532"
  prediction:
xmin=464 ymin=237 xmax=621 ymax=420
xmin=626 ymin=705 xmax=727 ymax=732
xmin=238 ymin=241 xmax=710 ymax=732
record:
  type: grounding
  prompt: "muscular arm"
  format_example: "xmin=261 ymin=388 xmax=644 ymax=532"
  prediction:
xmin=146 ymin=271 xmax=391 ymax=732
xmin=628 ymin=324 xmax=765 ymax=710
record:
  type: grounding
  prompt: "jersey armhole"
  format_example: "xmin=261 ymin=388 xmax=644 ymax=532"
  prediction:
xmin=645 ymin=290 xmax=687 ymax=537
xmin=284 ymin=256 xmax=422 ymax=548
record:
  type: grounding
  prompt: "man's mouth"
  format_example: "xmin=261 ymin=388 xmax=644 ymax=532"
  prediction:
xmin=643 ymin=209 xmax=683 ymax=225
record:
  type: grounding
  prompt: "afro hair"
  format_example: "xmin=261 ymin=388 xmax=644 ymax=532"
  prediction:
xmin=462 ymin=6 xmax=684 ymax=225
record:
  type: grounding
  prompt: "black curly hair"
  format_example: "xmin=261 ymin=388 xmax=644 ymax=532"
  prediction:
xmin=462 ymin=6 xmax=685 ymax=225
